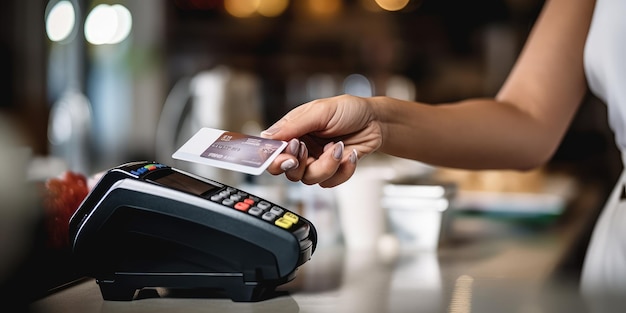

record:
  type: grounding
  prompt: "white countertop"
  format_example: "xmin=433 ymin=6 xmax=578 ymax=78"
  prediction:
xmin=30 ymin=234 xmax=600 ymax=313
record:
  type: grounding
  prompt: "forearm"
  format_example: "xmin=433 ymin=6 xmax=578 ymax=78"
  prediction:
xmin=371 ymin=0 xmax=593 ymax=170
xmin=371 ymin=97 xmax=570 ymax=170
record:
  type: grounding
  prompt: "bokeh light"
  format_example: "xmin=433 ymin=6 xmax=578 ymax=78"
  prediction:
xmin=257 ymin=0 xmax=290 ymax=17
xmin=375 ymin=0 xmax=410 ymax=11
xmin=224 ymin=0 xmax=261 ymax=18
xmin=343 ymin=74 xmax=373 ymax=97
xmin=84 ymin=4 xmax=117 ymax=45
xmin=46 ymin=0 xmax=76 ymax=42
xmin=108 ymin=5 xmax=133 ymax=44
xmin=386 ymin=75 xmax=416 ymax=100
xmin=84 ymin=4 xmax=133 ymax=45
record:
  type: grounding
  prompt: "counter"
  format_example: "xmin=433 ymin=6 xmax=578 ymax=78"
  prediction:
xmin=31 ymin=215 xmax=607 ymax=313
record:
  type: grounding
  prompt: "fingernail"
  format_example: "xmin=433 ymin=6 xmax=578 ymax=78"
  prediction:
xmin=280 ymin=159 xmax=298 ymax=171
xmin=349 ymin=149 xmax=358 ymax=164
xmin=260 ymin=124 xmax=280 ymax=138
xmin=324 ymin=142 xmax=335 ymax=152
xmin=299 ymin=142 xmax=307 ymax=159
xmin=288 ymin=139 xmax=299 ymax=156
xmin=333 ymin=142 xmax=344 ymax=160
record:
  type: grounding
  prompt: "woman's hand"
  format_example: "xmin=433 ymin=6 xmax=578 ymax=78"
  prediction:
xmin=261 ymin=94 xmax=383 ymax=187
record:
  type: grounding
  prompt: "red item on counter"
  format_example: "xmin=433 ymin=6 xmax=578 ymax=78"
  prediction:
xmin=42 ymin=171 xmax=89 ymax=249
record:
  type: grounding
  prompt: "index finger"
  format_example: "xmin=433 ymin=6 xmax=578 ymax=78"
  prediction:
xmin=260 ymin=100 xmax=336 ymax=141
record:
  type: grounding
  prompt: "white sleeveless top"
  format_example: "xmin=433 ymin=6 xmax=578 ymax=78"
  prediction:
xmin=584 ymin=0 xmax=626 ymax=164
xmin=581 ymin=0 xmax=626 ymax=301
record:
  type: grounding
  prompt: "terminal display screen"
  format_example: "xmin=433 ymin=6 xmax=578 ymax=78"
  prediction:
xmin=149 ymin=170 xmax=219 ymax=196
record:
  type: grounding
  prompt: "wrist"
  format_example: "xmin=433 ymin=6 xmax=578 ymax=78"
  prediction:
xmin=368 ymin=96 xmax=405 ymax=153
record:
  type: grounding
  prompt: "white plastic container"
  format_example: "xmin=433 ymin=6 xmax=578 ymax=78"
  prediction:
xmin=381 ymin=183 xmax=456 ymax=252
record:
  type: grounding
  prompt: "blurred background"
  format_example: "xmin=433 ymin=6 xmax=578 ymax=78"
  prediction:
xmin=3 ymin=0 xmax=621 ymax=174
xmin=0 ymin=0 xmax=575 ymax=173
xmin=0 ymin=0 xmax=623 ymax=308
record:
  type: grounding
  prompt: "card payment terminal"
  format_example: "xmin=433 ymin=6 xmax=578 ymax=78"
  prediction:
xmin=68 ymin=161 xmax=317 ymax=302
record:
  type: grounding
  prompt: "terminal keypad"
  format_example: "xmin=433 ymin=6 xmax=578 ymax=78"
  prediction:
xmin=207 ymin=186 xmax=302 ymax=233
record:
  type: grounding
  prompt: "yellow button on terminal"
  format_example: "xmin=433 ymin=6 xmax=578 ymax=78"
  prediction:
xmin=275 ymin=217 xmax=294 ymax=229
xmin=283 ymin=212 xmax=299 ymax=224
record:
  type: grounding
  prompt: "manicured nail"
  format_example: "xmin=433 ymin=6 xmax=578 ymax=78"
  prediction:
xmin=260 ymin=124 xmax=280 ymax=137
xmin=349 ymin=149 xmax=358 ymax=164
xmin=333 ymin=142 xmax=344 ymax=160
xmin=324 ymin=142 xmax=335 ymax=152
xmin=280 ymin=159 xmax=298 ymax=171
xmin=299 ymin=142 xmax=307 ymax=159
xmin=288 ymin=139 xmax=299 ymax=156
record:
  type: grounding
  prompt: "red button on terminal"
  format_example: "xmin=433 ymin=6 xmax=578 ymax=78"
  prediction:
xmin=234 ymin=202 xmax=250 ymax=212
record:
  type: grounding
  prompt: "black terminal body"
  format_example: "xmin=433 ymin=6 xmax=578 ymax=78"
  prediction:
xmin=68 ymin=161 xmax=317 ymax=302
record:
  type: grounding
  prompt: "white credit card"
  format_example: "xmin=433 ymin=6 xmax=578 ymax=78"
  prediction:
xmin=172 ymin=127 xmax=288 ymax=175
